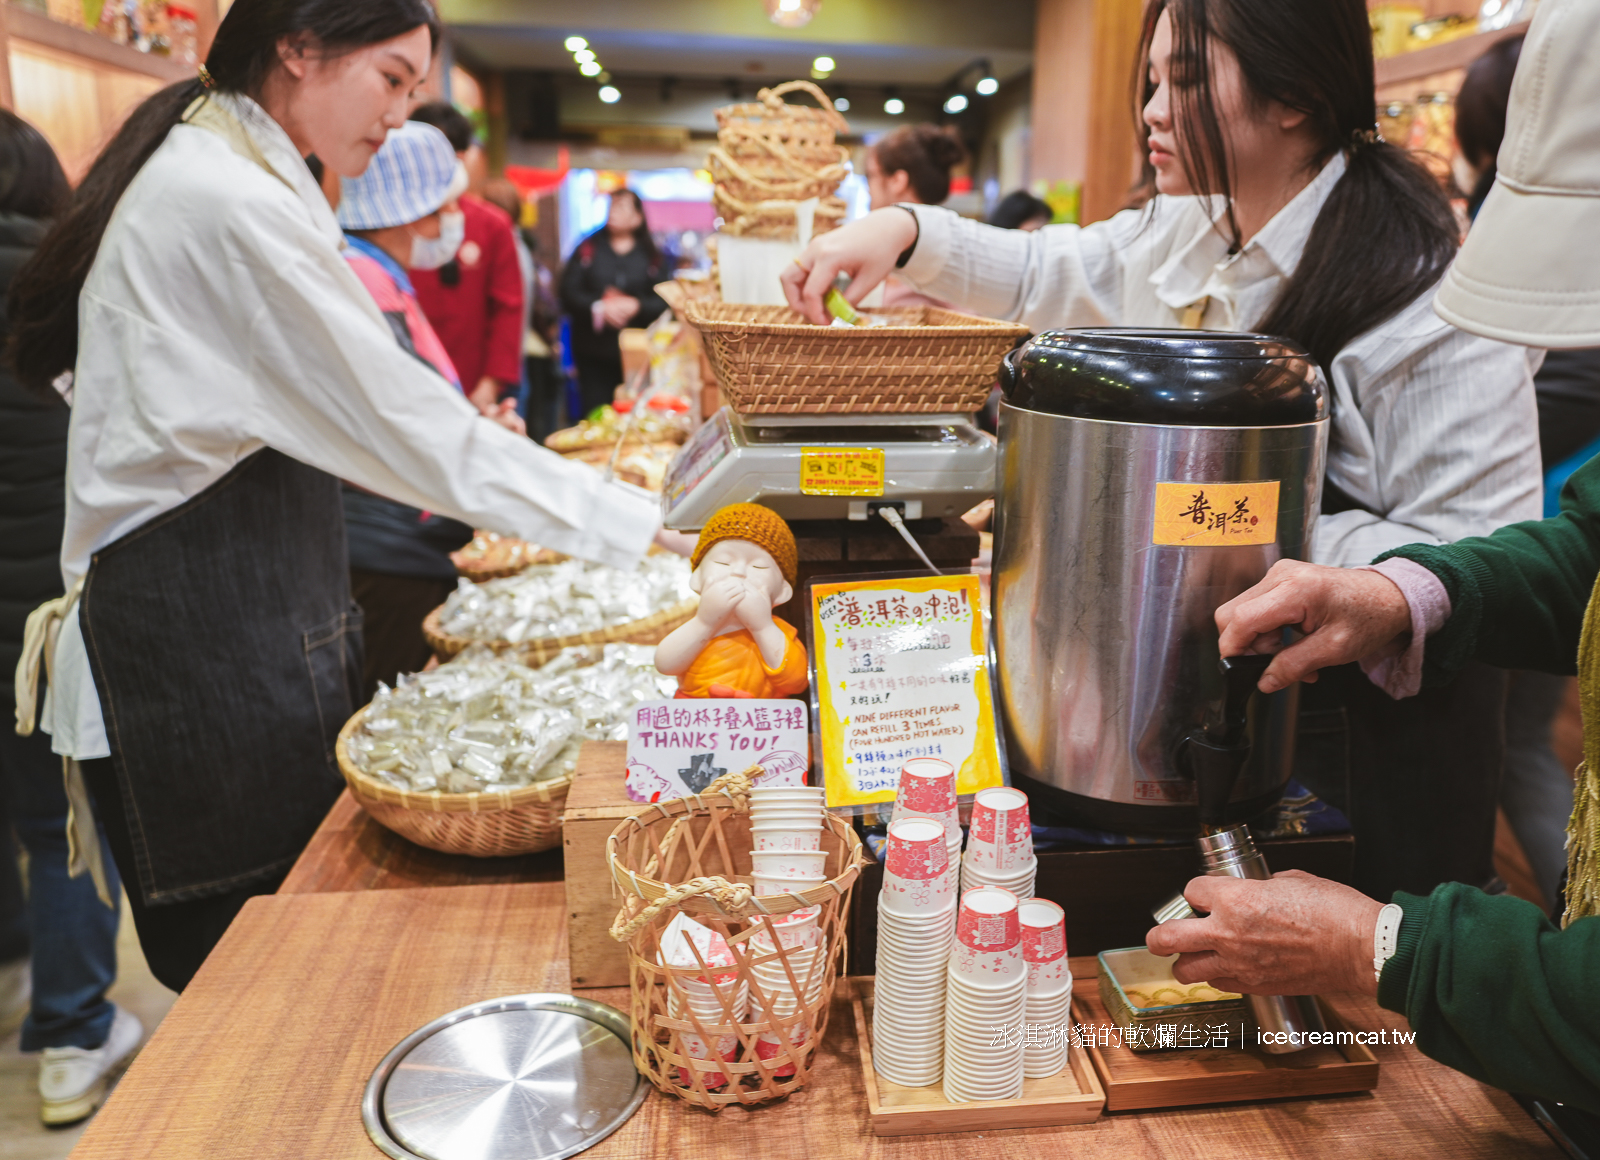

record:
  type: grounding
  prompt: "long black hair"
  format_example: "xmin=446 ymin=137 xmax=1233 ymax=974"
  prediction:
xmin=8 ymin=0 xmax=439 ymax=395
xmin=0 ymin=111 xmax=69 ymax=221
xmin=1455 ymin=35 xmax=1523 ymax=217
xmin=601 ymin=188 xmax=662 ymax=270
xmin=1138 ymin=0 xmax=1460 ymax=372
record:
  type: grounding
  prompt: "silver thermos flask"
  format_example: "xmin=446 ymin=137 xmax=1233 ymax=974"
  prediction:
xmin=1153 ymin=824 xmax=1328 ymax=1054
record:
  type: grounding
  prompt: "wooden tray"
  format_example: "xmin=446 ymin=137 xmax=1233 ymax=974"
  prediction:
xmin=849 ymin=977 xmax=1105 ymax=1136
xmin=1071 ymin=986 xmax=1379 ymax=1112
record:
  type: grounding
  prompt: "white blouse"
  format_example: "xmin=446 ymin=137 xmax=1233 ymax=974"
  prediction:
xmin=46 ymin=93 xmax=658 ymax=759
xmin=900 ymin=152 xmax=1544 ymax=567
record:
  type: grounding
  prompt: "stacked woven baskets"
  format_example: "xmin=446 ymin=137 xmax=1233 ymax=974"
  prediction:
xmin=709 ymin=81 xmax=850 ymax=239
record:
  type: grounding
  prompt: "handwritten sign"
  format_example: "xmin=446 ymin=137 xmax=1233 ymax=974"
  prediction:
xmin=799 ymin=447 xmax=885 ymax=496
xmin=1151 ymin=481 xmax=1279 ymax=547
xmin=625 ymin=699 xmax=810 ymax=803
xmin=811 ymin=574 xmax=1003 ymax=809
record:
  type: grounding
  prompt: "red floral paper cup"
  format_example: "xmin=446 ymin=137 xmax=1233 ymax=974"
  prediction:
xmin=968 ymin=787 xmax=1033 ymax=871
xmin=890 ymin=758 xmax=960 ymax=844
xmin=1018 ymin=898 xmax=1070 ymax=992
xmin=881 ymin=817 xmax=955 ymax=916
xmin=950 ymin=886 xmax=1024 ymax=986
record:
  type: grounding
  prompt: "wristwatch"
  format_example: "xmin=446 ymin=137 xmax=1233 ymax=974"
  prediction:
xmin=1373 ymin=902 xmax=1404 ymax=982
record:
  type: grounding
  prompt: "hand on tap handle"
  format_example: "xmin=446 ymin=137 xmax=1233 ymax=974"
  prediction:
xmin=1214 ymin=560 xmax=1414 ymax=693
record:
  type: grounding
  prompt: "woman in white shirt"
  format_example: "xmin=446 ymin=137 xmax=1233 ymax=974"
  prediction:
xmin=784 ymin=0 xmax=1543 ymax=903
xmin=8 ymin=0 xmax=659 ymax=989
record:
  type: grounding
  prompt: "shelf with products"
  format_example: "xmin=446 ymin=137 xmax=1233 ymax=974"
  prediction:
xmin=1374 ymin=18 xmax=1530 ymax=87
xmin=5 ymin=3 xmax=198 ymax=82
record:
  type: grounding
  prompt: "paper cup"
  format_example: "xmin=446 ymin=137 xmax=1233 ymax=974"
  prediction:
xmin=950 ymin=886 xmax=1024 ymax=987
xmin=880 ymin=817 xmax=956 ymax=916
xmin=749 ymin=906 xmax=822 ymax=950
xmin=751 ymin=872 xmax=825 ymax=896
xmin=752 ymin=826 xmax=822 ymax=852
xmin=967 ymin=787 xmax=1033 ymax=871
xmin=890 ymin=758 xmax=960 ymax=844
xmin=751 ymin=849 xmax=829 ymax=879
xmin=1018 ymin=897 xmax=1070 ymax=993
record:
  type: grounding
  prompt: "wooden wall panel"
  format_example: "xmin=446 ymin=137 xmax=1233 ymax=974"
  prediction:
xmin=9 ymin=38 xmax=161 ymax=181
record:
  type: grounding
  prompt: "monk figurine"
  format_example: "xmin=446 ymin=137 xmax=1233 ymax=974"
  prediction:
xmin=655 ymin=503 xmax=810 ymax=699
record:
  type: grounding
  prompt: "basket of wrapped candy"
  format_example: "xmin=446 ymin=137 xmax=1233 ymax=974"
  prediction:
xmin=336 ymin=643 xmax=677 ymax=856
xmin=422 ymin=554 xmax=698 ymax=667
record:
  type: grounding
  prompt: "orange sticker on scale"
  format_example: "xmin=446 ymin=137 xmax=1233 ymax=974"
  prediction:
xmin=800 ymin=447 xmax=885 ymax=496
xmin=1152 ymin=481 xmax=1279 ymax=546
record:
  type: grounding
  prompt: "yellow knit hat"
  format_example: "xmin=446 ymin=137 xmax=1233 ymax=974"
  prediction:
xmin=691 ymin=503 xmax=798 ymax=587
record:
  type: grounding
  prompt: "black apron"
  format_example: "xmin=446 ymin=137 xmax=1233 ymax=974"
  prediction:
xmin=78 ymin=448 xmax=362 ymax=904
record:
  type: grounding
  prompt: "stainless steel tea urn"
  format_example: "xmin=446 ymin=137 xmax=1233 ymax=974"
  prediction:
xmin=992 ymin=329 xmax=1329 ymax=834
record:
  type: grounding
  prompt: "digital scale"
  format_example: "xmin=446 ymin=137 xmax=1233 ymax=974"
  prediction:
xmin=661 ymin=407 xmax=996 ymax=530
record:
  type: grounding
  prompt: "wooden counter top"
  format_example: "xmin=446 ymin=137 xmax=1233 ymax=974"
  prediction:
xmin=69 ymin=881 xmax=1558 ymax=1159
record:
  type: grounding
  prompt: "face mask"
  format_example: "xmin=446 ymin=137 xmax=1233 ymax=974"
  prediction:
xmin=409 ymin=210 xmax=465 ymax=270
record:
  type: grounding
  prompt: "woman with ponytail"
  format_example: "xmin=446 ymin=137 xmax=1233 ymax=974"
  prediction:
xmin=10 ymin=0 xmax=661 ymax=990
xmin=782 ymin=0 xmax=1542 ymax=904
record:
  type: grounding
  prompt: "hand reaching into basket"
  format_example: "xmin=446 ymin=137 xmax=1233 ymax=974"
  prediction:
xmin=780 ymin=207 xmax=920 ymax=325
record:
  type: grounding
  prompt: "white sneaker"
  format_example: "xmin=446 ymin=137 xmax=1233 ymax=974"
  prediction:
xmin=0 ymin=956 xmax=29 ymax=1036
xmin=39 ymin=1005 xmax=143 ymax=1126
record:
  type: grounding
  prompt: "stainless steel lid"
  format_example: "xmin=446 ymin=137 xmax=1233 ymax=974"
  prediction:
xmin=999 ymin=327 xmax=1328 ymax=427
xmin=363 ymin=993 xmax=647 ymax=1160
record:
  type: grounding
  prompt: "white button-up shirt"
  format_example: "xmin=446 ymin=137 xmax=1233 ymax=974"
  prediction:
xmin=46 ymin=93 xmax=658 ymax=759
xmin=901 ymin=152 xmax=1543 ymax=566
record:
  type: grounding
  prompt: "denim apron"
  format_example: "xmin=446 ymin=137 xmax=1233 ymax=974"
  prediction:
xmin=78 ymin=448 xmax=362 ymax=903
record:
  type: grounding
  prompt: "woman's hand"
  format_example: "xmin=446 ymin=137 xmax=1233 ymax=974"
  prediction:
xmin=1144 ymin=870 xmax=1382 ymax=997
xmin=487 ymin=398 xmax=526 ymax=436
xmin=780 ymin=207 xmax=920 ymax=324
xmin=1215 ymin=560 xmax=1414 ymax=693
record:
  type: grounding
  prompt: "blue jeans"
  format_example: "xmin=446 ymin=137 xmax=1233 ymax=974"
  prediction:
xmin=0 ymin=720 xmax=120 ymax=1050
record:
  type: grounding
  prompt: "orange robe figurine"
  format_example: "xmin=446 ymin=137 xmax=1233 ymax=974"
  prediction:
xmin=655 ymin=504 xmax=810 ymax=699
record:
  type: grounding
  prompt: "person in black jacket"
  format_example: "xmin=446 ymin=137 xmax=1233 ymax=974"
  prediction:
xmin=559 ymin=188 xmax=666 ymax=417
xmin=0 ymin=111 xmax=140 ymax=1126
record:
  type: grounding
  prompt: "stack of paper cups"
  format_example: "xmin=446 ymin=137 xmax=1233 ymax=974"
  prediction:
xmin=748 ymin=785 xmax=828 ymax=895
xmin=961 ymin=786 xmax=1036 ymax=899
xmin=943 ymin=886 xmax=1026 ymax=1103
xmin=1019 ymin=898 xmax=1072 ymax=1079
xmin=890 ymin=758 xmax=963 ymax=893
xmin=872 ymin=817 xmax=958 ymax=1087
xmin=749 ymin=936 xmax=826 ymax=1078
xmin=660 ymin=914 xmax=747 ymax=1088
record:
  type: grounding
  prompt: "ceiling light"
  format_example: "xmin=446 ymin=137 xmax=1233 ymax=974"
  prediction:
xmin=580 ymin=61 xmax=602 ymax=76
xmin=765 ymin=0 xmax=820 ymax=29
xmin=833 ymin=96 xmax=850 ymax=111
xmin=884 ymin=97 xmax=904 ymax=115
xmin=573 ymin=48 xmax=595 ymax=64
xmin=944 ymin=93 xmax=968 ymax=114
xmin=564 ymin=36 xmax=587 ymax=52
xmin=813 ymin=56 xmax=835 ymax=73
xmin=975 ymin=75 xmax=999 ymax=96
xmin=598 ymin=85 xmax=620 ymax=104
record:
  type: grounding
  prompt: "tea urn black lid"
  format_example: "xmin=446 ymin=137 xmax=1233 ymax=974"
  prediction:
xmin=998 ymin=328 xmax=1328 ymax=427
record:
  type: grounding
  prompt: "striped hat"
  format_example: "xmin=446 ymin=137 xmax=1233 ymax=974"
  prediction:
xmin=337 ymin=121 xmax=468 ymax=231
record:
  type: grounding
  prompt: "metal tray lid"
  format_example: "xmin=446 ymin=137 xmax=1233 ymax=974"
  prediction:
xmin=363 ymin=993 xmax=647 ymax=1160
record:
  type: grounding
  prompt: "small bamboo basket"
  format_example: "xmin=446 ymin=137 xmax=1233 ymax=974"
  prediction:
xmin=710 ymin=81 xmax=850 ymax=239
xmin=682 ymin=301 xmax=1032 ymax=414
xmin=422 ymin=595 xmax=699 ymax=666
xmin=335 ymin=707 xmax=572 ymax=856
xmin=607 ymin=769 xmax=868 ymax=1108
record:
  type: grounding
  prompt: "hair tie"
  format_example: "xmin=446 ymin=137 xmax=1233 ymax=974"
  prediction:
xmin=198 ymin=63 xmax=216 ymax=89
xmin=1349 ymin=125 xmax=1382 ymax=151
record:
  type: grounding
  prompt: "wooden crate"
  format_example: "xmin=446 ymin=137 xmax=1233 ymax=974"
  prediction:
xmin=1071 ymin=985 xmax=1379 ymax=1111
xmin=849 ymin=976 xmax=1105 ymax=1135
xmin=561 ymin=740 xmax=637 ymax=987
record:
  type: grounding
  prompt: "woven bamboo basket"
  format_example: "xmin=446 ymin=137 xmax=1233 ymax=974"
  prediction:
xmin=422 ymin=594 xmax=698 ymax=666
xmin=607 ymin=768 xmax=868 ymax=1108
xmin=451 ymin=532 xmax=567 ymax=583
xmin=335 ymin=706 xmax=572 ymax=857
xmin=710 ymin=81 xmax=850 ymax=238
xmin=682 ymin=301 xmax=1032 ymax=414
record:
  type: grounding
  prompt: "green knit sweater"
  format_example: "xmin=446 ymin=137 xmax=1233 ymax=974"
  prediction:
xmin=1370 ymin=453 xmax=1600 ymax=1113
